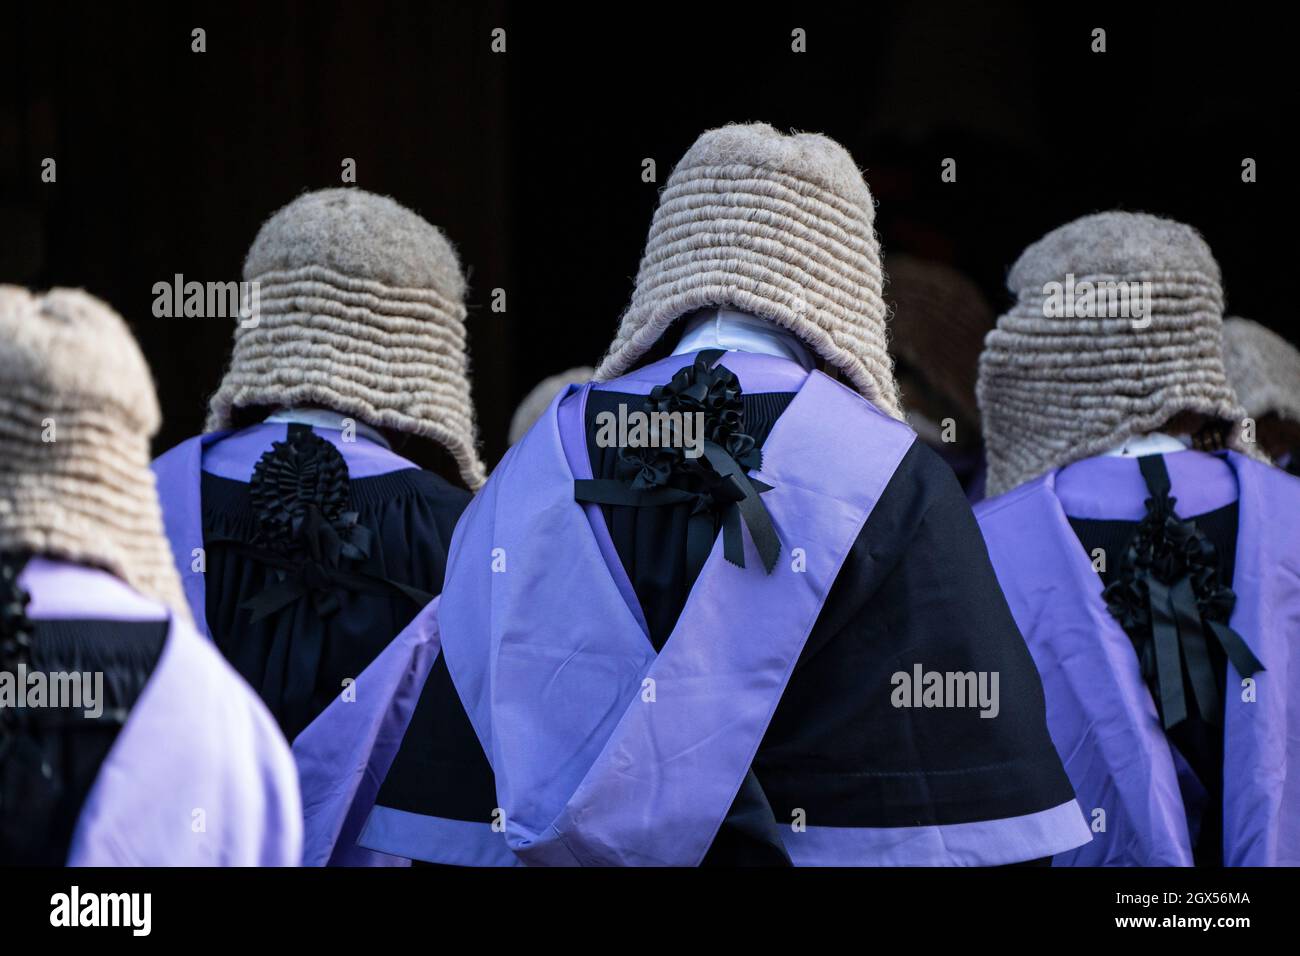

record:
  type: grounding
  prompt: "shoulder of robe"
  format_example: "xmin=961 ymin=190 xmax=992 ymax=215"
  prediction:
xmin=405 ymin=466 xmax=475 ymax=513
xmin=151 ymin=432 xmax=205 ymax=468
xmin=1243 ymin=451 xmax=1300 ymax=498
xmin=877 ymin=438 xmax=972 ymax=536
xmin=973 ymin=470 xmax=1053 ymax=525
xmin=409 ymin=465 xmax=473 ymax=497
xmin=824 ymin=439 xmax=967 ymax=598
xmin=1239 ymin=455 xmax=1300 ymax=563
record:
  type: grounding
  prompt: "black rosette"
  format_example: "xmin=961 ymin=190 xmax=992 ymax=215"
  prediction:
xmin=250 ymin=428 xmax=366 ymax=563
xmin=1101 ymin=456 xmax=1263 ymax=729
xmin=238 ymin=426 xmax=374 ymax=621
xmin=650 ymin=354 xmax=757 ymax=462
xmin=580 ymin=349 xmax=781 ymax=577
xmin=618 ymin=351 xmax=763 ymax=485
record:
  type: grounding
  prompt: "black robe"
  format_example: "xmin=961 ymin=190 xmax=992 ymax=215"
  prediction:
xmin=198 ymin=425 xmax=471 ymax=740
xmin=0 ymin=556 xmax=167 ymax=865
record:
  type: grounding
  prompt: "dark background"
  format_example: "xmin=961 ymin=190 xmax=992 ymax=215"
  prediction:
xmin=3 ymin=1 xmax=1295 ymax=465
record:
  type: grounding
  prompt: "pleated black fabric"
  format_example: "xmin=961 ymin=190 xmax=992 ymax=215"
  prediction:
xmin=201 ymin=451 xmax=470 ymax=740
xmin=0 ymin=617 xmax=167 ymax=865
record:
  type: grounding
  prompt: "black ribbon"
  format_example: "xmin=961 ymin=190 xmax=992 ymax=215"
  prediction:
xmin=701 ymin=440 xmax=780 ymax=572
xmin=1101 ymin=454 xmax=1264 ymax=730
xmin=575 ymin=350 xmax=782 ymax=581
xmin=208 ymin=534 xmax=435 ymax=736
xmin=207 ymin=537 xmax=435 ymax=624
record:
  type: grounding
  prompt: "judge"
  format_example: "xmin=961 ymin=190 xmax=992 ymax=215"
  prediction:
xmin=975 ymin=212 xmax=1300 ymax=865
xmin=152 ymin=189 xmax=482 ymax=865
xmin=335 ymin=123 xmax=1090 ymax=866
xmin=0 ymin=287 xmax=300 ymax=865
xmin=1222 ymin=316 xmax=1300 ymax=475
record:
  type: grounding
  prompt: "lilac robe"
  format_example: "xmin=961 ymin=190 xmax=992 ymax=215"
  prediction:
xmin=18 ymin=558 xmax=302 ymax=866
xmin=976 ymin=450 xmax=1300 ymax=865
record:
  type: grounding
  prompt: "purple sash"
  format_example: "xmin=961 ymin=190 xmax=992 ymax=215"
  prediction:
xmin=433 ymin=352 xmax=915 ymax=865
xmin=976 ymin=451 xmax=1300 ymax=865
xmin=18 ymin=559 xmax=303 ymax=866
xmin=293 ymin=597 xmax=442 ymax=867
xmin=152 ymin=431 xmax=227 ymax=640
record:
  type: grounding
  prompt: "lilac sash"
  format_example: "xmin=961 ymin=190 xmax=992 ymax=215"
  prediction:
xmin=976 ymin=451 xmax=1300 ymax=865
xmin=18 ymin=559 xmax=303 ymax=866
xmin=293 ymin=597 xmax=442 ymax=867
xmin=435 ymin=352 xmax=916 ymax=865
xmin=152 ymin=431 xmax=228 ymax=640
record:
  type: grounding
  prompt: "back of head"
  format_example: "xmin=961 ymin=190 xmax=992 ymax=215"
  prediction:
xmin=508 ymin=366 xmax=594 ymax=445
xmin=205 ymin=187 xmax=486 ymax=489
xmin=1221 ymin=316 xmax=1300 ymax=426
xmin=595 ymin=123 xmax=901 ymax=419
xmin=978 ymin=211 xmax=1245 ymax=497
xmin=0 ymin=286 xmax=187 ymax=615
xmin=885 ymin=254 xmax=995 ymax=431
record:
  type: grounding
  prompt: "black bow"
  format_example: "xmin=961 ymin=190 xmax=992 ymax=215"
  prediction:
xmin=576 ymin=350 xmax=781 ymax=581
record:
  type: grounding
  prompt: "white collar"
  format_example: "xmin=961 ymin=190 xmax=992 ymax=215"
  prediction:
xmin=672 ymin=308 xmax=816 ymax=371
xmin=264 ymin=407 xmax=391 ymax=448
xmin=1100 ymin=432 xmax=1191 ymax=458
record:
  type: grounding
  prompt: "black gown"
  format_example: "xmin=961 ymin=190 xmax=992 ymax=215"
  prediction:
xmin=200 ymin=425 xmax=471 ymax=741
xmin=0 ymin=557 xmax=167 ymax=865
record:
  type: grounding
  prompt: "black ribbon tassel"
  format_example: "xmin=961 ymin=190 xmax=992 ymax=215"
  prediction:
xmin=1101 ymin=454 xmax=1264 ymax=731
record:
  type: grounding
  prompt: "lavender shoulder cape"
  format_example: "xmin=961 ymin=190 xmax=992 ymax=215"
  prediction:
xmin=151 ymin=423 xmax=427 ymax=866
xmin=341 ymin=353 xmax=1087 ymax=865
xmin=975 ymin=450 xmax=1300 ymax=865
xmin=19 ymin=558 xmax=303 ymax=866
